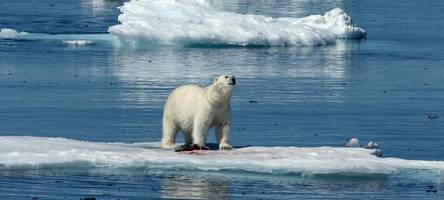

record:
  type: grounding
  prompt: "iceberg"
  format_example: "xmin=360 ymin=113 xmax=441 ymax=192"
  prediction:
xmin=108 ymin=0 xmax=366 ymax=47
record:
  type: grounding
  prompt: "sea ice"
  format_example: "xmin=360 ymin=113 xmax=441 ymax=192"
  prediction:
xmin=0 ymin=136 xmax=443 ymax=178
xmin=108 ymin=0 xmax=366 ymax=46
xmin=345 ymin=138 xmax=360 ymax=147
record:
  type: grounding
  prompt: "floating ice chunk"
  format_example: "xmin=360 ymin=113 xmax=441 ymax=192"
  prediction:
xmin=0 ymin=28 xmax=120 ymax=47
xmin=63 ymin=40 xmax=95 ymax=46
xmin=363 ymin=141 xmax=379 ymax=149
xmin=370 ymin=149 xmax=383 ymax=157
xmin=0 ymin=136 xmax=443 ymax=178
xmin=0 ymin=28 xmax=28 ymax=39
xmin=108 ymin=0 xmax=366 ymax=47
xmin=345 ymin=138 xmax=360 ymax=147
xmin=345 ymin=139 xmax=382 ymax=156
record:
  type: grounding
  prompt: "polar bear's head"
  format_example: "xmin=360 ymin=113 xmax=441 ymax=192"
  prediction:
xmin=214 ymin=75 xmax=236 ymax=87
xmin=213 ymin=75 xmax=236 ymax=94
xmin=206 ymin=75 xmax=236 ymax=104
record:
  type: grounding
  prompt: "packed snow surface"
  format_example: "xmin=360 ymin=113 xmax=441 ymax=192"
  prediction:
xmin=0 ymin=136 xmax=443 ymax=177
xmin=108 ymin=0 xmax=366 ymax=46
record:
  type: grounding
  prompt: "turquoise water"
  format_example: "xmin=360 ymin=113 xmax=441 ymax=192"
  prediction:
xmin=1 ymin=0 xmax=444 ymax=199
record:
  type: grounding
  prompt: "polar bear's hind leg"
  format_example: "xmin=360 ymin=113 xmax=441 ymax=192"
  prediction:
xmin=191 ymin=117 xmax=210 ymax=150
xmin=161 ymin=118 xmax=178 ymax=148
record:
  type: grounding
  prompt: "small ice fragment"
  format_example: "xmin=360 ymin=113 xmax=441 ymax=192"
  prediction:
xmin=0 ymin=28 xmax=27 ymax=39
xmin=345 ymin=138 xmax=360 ymax=147
xmin=363 ymin=141 xmax=379 ymax=149
xmin=370 ymin=149 xmax=383 ymax=157
xmin=63 ymin=40 xmax=94 ymax=46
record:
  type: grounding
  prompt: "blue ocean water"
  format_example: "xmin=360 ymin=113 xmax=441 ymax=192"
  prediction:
xmin=1 ymin=0 xmax=444 ymax=199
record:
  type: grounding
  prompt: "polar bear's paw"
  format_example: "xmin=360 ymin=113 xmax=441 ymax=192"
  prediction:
xmin=161 ymin=142 xmax=180 ymax=150
xmin=219 ymin=143 xmax=233 ymax=151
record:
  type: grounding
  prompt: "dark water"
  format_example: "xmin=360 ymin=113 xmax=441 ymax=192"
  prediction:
xmin=1 ymin=0 xmax=444 ymax=199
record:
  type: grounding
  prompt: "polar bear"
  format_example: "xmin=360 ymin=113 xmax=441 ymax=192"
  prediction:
xmin=161 ymin=75 xmax=236 ymax=151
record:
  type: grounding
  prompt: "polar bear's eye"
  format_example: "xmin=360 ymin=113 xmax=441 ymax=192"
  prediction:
xmin=225 ymin=76 xmax=228 ymax=79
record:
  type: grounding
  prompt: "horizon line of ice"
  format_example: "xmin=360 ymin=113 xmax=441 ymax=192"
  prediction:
xmin=0 ymin=136 xmax=443 ymax=179
xmin=108 ymin=0 xmax=366 ymax=47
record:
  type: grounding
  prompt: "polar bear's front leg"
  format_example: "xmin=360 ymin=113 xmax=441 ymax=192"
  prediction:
xmin=191 ymin=119 xmax=210 ymax=150
xmin=184 ymin=131 xmax=192 ymax=146
xmin=216 ymin=122 xmax=233 ymax=151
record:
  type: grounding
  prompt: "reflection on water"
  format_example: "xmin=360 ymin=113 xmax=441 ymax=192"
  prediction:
xmin=0 ymin=169 xmax=442 ymax=199
xmin=110 ymin=40 xmax=354 ymax=107
xmin=81 ymin=0 xmax=124 ymax=15
xmin=161 ymin=175 xmax=229 ymax=199
xmin=112 ymin=42 xmax=351 ymax=81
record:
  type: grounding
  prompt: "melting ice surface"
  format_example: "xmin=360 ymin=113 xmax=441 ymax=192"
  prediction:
xmin=1 ymin=136 xmax=443 ymax=178
xmin=108 ymin=0 xmax=366 ymax=46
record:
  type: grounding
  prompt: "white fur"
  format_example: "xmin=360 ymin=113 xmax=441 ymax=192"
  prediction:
xmin=161 ymin=75 xmax=235 ymax=150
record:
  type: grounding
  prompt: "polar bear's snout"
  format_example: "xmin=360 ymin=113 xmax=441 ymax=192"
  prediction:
xmin=229 ymin=76 xmax=236 ymax=85
xmin=231 ymin=76 xmax=236 ymax=85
